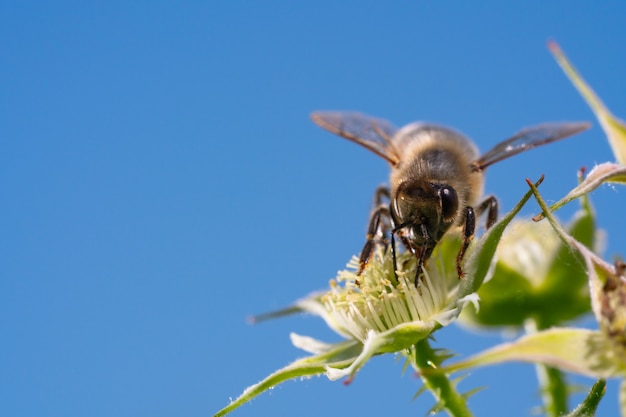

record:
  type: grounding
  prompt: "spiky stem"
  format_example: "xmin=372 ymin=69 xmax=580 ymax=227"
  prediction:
xmin=412 ymin=338 xmax=474 ymax=417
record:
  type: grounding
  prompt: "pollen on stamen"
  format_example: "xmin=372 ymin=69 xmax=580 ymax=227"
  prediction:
xmin=320 ymin=247 xmax=457 ymax=343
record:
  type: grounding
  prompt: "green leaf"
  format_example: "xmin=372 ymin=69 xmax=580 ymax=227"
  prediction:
xmin=460 ymin=192 xmax=594 ymax=328
xmin=549 ymin=41 xmax=626 ymax=165
xmin=461 ymin=261 xmax=533 ymax=327
xmin=213 ymin=339 xmax=362 ymax=417
xmin=533 ymin=207 xmax=594 ymax=327
xmin=543 ymin=202 xmax=595 ymax=292
xmin=459 ymin=176 xmax=539 ymax=297
xmin=526 ymin=175 xmax=624 ymax=329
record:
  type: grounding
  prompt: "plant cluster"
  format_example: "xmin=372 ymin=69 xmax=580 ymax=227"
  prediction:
xmin=214 ymin=42 xmax=626 ymax=417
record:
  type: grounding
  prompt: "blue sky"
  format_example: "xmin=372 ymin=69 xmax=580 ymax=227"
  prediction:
xmin=2 ymin=2 xmax=626 ymax=416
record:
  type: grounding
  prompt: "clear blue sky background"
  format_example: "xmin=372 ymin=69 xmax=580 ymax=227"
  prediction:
xmin=2 ymin=2 xmax=626 ymax=416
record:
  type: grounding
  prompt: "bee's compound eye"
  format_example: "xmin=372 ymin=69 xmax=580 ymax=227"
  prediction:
xmin=439 ymin=186 xmax=458 ymax=220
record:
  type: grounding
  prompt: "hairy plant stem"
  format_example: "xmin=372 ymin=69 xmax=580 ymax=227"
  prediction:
xmin=413 ymin=338 xmax=474 ymax=417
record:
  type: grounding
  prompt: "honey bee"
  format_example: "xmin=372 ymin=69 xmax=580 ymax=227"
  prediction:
xmin=311 ymin=111 xmax=590 ymax=285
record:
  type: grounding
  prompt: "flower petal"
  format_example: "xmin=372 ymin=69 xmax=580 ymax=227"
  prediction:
xmin=290 ymin=332 xmax=337 ymax=354
xmin=295 ymin=295 xmax=355 ymax=339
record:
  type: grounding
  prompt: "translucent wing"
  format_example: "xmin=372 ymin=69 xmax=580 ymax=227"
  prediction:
xmin=472 ymin=122 xmax=591 ymax=171
xmin=311 ymin=111 xmax=401 ymax=165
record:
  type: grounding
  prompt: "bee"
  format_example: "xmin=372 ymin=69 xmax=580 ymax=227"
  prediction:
xmin=311 ymin=111 xmax=590 ymax=285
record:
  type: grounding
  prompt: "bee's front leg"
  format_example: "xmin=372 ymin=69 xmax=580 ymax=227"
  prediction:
xmin=357 ymin=185 xmax=393 ymax=276
xmin=414 ymin=224 xmax=431 ymax=286
xmin=456 ymin=196 xmax=499 ymax=278
xmin=456 ymin=206 xmax=476 ymax=278
xmin=357 ymin=204 xmax=391 ymax=276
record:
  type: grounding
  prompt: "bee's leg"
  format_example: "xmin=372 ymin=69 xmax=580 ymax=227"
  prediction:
xmin=390 ymin=228 xmax=399 ymax=282
xmin=372 ymin=186 xmax=392 ymax=245
xmin=456 ymin=206 xmax=476 ymax=278
xmin=388 ymin=227 xmax=412 ymax=284
xmin=374 ymin=185 xmax=391 ymax=205
xmin=475 ymin=195 xmax=498 ymax=229
xmin=357 ymin=186 xmax=392 ymax=275
xmin=414 ymin=224 xmax=431 ymax=286
xmin=357 ymin=204 xmax=391 ymax=276
xmin=455 ymin=197 xmax=497 ymax=278
xmin=390 ymin=223 xmax=429 ymax=287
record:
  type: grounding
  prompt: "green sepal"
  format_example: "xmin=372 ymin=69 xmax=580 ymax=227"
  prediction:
xmin=442 ymin=328 xmax=622 ymax=379
xmin=325 ymin=320 xmax=436 ymax=380
xmin=213 ymin=339 xmax=362 ymax=417
xmin=536 ymin=163 xmax=626 ymax=216
xmin=459 ymin=176 xmax=541 ymax=297
xmin=549 ymin=41 xmax=626 ymax=165
xmin=461 ymin=183 xmax=595 ymax=328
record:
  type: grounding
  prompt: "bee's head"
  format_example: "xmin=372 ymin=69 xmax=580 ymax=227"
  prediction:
xmin=391 ymin=180 xmax=459 ymax=245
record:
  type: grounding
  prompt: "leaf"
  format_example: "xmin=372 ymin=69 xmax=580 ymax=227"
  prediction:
xmin=549 ymin=40 xmax=626 ymax=164
xmin=543 ymin=201 xmax=595 ymax=291
xmin=459 ymin=260 xmax=534 ymax=327
xmin=459 ymin=176 xmax=540 ymax=297
xmin=459 ymin=177 xmax=592 ymax=328
xmin=526 ymin=176 xmax=622 ymax=326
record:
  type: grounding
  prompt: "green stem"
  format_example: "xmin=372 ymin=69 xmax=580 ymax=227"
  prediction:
xmin=535 ymin=363 xmax=568 ymax=416
xmin=413 ymin=339 xmax=474 ymax=417
xmin=526 ymin=319 xmax=568 ymax=416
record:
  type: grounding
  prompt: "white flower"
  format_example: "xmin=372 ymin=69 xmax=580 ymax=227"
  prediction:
xmin=316 ymin=249 xmax=459 ymax=342
xmin=215 ymin=182 xmax=536 ymax=416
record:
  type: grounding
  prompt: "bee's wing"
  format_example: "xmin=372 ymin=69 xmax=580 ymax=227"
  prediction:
xmin=472 ymin=122 xmax=591 ymax=171
xmin=311 ymin=111 xmax=401 ymax=166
